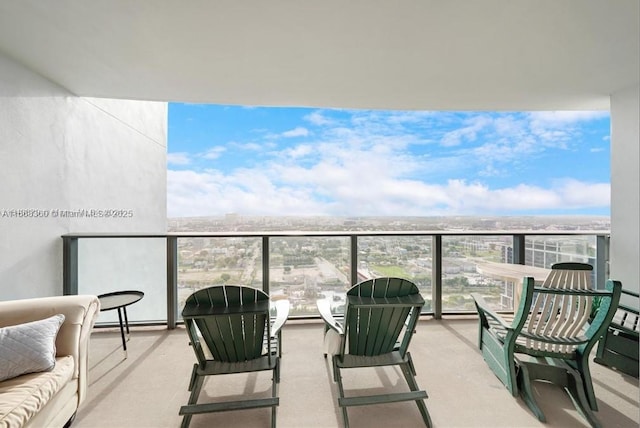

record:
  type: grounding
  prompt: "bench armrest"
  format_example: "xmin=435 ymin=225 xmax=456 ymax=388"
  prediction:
xmin=0 ymin=295 xmax=100 ymax=404
xmin=470 ymin=293 xmax=512 ymax=331
xmin=271 ymin=299 xmax=290 ymax=337
xmin=317 ymin=299 xmax=343 ymax=335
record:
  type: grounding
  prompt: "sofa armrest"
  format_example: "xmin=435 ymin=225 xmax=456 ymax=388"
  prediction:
xmin=0 ymin=295 xmax=100 ymax=405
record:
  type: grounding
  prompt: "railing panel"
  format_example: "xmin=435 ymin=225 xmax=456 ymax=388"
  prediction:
xmin=357 ymin=236 xmax=434 ymax=312
xmin=524 ymin=235 xmax=597 ymax=269
xmin=270 ymin=236 xmax=351 ymax=317
xmin=176 ymin=237 xmax=262 ymax=318
xmin=77 ymin=237 xmax=166 ymax=324
xmin=441 ymin=235 xmax=512 ymax=312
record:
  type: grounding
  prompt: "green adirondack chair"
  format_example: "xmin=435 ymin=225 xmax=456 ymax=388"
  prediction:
xmin=471 ymin=263 xmax=622 ymax=428
xmin=179 ymin=285 xmax=289 ymax=428
xmin=317 ymin=277 xmax=432 ymax=428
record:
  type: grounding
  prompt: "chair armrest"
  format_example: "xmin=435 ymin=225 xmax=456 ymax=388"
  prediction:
xmin=270 ymin=299 xmax=290 ymax=337
xmin=470 ymin=293 xmax=512 ymax=330
xmin=317 ymin=299 xmax=343 ymax=335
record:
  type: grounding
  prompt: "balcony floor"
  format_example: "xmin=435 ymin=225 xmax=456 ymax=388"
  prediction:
xmin=76 ymin=318 xmax=639 ymax=428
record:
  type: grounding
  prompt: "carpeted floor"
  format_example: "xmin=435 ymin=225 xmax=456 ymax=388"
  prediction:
xmin=75 ymin=318 xmax=639 ymax=428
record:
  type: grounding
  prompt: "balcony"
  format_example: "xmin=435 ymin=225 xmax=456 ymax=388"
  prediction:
xmin=76 ymin=319 xmax=638 ymax=427
xmin=0 ymin=3 xmax=637 ymax=425
xmin=60 ymin=229 xmax=639 ymax=427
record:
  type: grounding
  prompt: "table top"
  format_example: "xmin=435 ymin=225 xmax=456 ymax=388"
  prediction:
xmin=98 ymin=290 xmax=144 ymax=311
xmin=476 ymin=262 xmax=551 ymax=284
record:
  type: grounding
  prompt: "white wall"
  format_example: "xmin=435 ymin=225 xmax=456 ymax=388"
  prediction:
xmin=610 ymin=84 xmax=640 ymax=297
xmin=0 ymin=52 xmax=167 ymax=301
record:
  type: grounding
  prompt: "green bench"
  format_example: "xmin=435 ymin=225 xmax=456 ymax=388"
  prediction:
xmin=595 ymin=288 xmax=639 ymax=378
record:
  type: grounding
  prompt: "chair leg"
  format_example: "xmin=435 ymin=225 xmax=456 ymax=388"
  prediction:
xmin=271 ymin=406 xmax=277 ymax=428
xmin=505 ymin=354 xmax=519 ymax=397
xmin=401 ymin=355 xmax=432 ymax=428
xmin=332 ymin=355 xmax=340 ymax=383
xmin=574 ymin=357 xmax=598 ymax=411
xmin=187 ymin=363 xmax=198 ymax=391
xmin=333 ymin=361 xmax=350 ymax=428
xmin=271 ymin=363 xmax=279 ymax=428
xmin=181 ymin=368 xmax=205 ymax=428
xmin=565 ymin=366 xmax=602 ymax=428
xmin=516 ymin=357 xmax=602 ymax=428
xmin=516 ymin=361 xmax=546 ymax=422
xmin=477 ymin=321 xmax=485 ymax=350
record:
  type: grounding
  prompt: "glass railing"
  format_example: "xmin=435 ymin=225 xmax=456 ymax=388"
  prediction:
xmin=62 ymin=231 xmax=609 ymax=327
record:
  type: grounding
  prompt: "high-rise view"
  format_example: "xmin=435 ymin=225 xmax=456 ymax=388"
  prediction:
xmin=167 ymin=105 xmax=611 ymax=317
xmin=3 ymin=2 xmax=636 ymax=426
xmin=169 ymin=215 xmax=607 ymax=317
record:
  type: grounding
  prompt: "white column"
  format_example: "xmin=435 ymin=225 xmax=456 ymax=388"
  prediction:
xmin=610 ymin=84 xmax=640 ymax=294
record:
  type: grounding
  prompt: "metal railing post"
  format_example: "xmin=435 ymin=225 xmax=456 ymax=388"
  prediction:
xmin=166 ymin=236 xmax=178 ymax=329
xmin=432 ymin=234 xmax=442 ymax=319
xmin=262 ymin=236 xmax=270 ymax=294
xmin=62 ymin=236 xmax=78 ymax=295
xmin=595 ymin=234 xmax=609 ymax=289
xmin=513 ymin=234 xmax=526 ymax=264
xmin=350 ymin=235 xmax=358 ymax=286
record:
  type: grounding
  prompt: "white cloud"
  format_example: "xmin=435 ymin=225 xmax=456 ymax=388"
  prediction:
xmin=527 ymin=111 xmax=608 ymax=148
xmin=230 ymin=141 xmax=274 ymax=151
xmin=282 ymin=144 xmax=314 ymax=159
xmin=431 ymin=179 xmax=610 ymax=213
xmin=440 ymin=115 xmax=492 ymax=147
xmin=452 ymin=110 xmax=602 ymax=170
xmin=167 ymin=152 xmax=191 ymax=165
xmin=554 ymin=179 xmax=610 ymax=208
xmin=202 ymin=146 xmax=226 ymax=160
xmin=167 ymin=109 xmax=611 ymax=218
xmin=528 ymin=111 xmax=608 ymax=124
xmin=167 ymin=169 xmax=328 ymax=217
xmin=386 ymin=111 xmax=438 ymax=124
xmin=304 ymin=111 xmax=333 ymax=126
xmin=282 ymin=127 xmax=309 ymax=138
xmin=168 ymin=159 xmax=610 ymax=217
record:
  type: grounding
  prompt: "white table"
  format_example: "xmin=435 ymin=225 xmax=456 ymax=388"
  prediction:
xmin=476 ymin=262 xmax=551 ymax=310
xmin=97 ymin=290 xmax=144 ymax=355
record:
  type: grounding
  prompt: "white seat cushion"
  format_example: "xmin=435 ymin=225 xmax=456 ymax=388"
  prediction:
xmin=0 ymin=356 xmax=74 ymax=427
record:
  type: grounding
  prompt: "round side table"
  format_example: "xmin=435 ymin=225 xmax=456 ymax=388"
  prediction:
xmin=97 ymin=290 xmax=144 ymax=356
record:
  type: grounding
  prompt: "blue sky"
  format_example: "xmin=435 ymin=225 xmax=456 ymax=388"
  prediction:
xmin=167 ymin=104 xmax=610 ymax=218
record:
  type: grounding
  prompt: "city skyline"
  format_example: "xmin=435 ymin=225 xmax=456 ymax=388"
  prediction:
xmin=168 ymin=105 xmax=611 ymax=219
xmin=168 ymin=214 xmax=610 ymax=233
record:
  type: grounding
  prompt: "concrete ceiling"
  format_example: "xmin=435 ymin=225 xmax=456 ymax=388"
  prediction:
xmin=0 ymin=0 xmax=637 ymax=111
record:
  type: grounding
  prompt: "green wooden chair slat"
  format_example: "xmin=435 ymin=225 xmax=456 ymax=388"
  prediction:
xmin=374 ymin=306 xmax=409 ymax=354
xmin=179 ymin=285 xmax=289 ymax=428
xmin=196 ymin=318 xmax=225 ymax=361
xmin=318 ymin=277 xmax=432 ymax=427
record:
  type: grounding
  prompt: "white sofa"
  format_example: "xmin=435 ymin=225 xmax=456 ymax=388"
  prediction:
xmin=0 ymin=295 xmax=100 ymax=428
